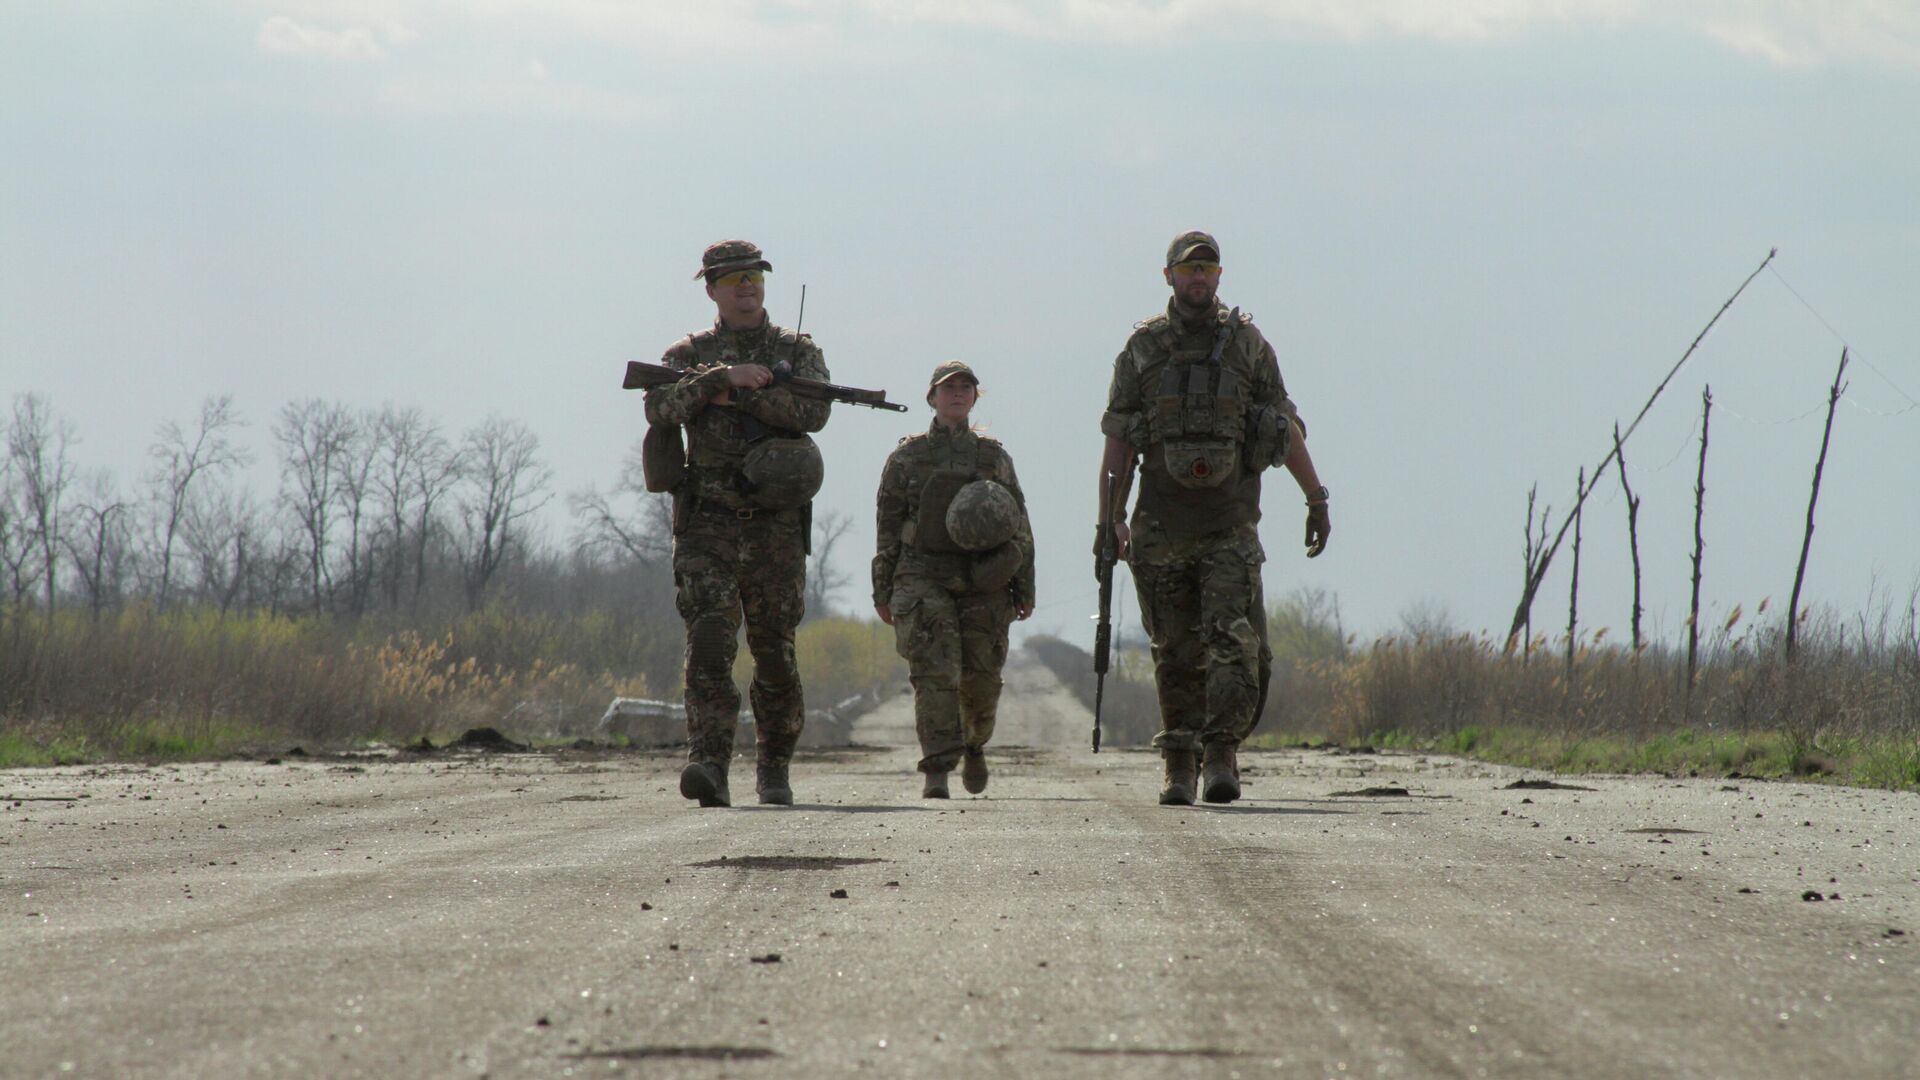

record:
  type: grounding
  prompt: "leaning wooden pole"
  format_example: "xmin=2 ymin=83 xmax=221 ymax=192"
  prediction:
xmin=1521 ymin=485 xmax=1541 ymax=662
xmin=1613 ymin=422 xmax=1645 ymax=655
xmin=1567 ymin=465 xmax=1584 ymax=676
xmin=1687 ymin=385 xmax=1713 ymax=713
xmin=1505 ymin=248 xmax=1776 ymax=652
xmin=1787 ymin=348 xmax=1850 ymax=658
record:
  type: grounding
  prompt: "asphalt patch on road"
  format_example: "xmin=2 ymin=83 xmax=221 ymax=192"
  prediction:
xmin=1627 ymin=827 xmax=1703 ymax=834
xmin=1329 ymin=786 xmax=1413 ymax=797
xmin=687 ymin=855 xmax=887 ymax=871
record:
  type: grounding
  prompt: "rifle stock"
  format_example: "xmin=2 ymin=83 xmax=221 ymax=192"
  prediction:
xmin=623 ymin=360 xmax=907 ymax=412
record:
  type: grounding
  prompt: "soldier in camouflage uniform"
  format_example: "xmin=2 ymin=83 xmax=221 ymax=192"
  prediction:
xmin=644 ymin=240 xmax=831 ymax=808
xmin=1097 ymin=230 xmax=1332 ymax=805
xmin=874 ymin=361 xmax=1036 ymax=798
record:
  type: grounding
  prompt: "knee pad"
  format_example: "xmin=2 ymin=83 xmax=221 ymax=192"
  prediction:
xmin=688 ymin=615 xmax=736 ymax=672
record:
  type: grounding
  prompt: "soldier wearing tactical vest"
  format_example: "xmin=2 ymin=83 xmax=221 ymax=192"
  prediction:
xmin=643 ymin=240 xmax=831 ymax=808
xmin=873 ymin=361 xmax=1036 ymax=798
xmin=1097 ymin=230 xmax=1331 ymax=805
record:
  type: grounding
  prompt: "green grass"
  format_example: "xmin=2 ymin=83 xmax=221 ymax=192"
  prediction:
xmin=0 ymin=729 xmax=95 ymax=768
xmin=1261 ymin=725 xmax=1919 ymax=790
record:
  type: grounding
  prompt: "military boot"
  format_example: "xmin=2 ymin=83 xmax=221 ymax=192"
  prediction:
xmin=1158 ymin=749 xmax=1197 ymax=806
xmin=922 ymin=770 xmax=951 ymax=799
xmin=679 ymin=760 xmax=731 ymax=808
xmin=755 ymin=761 xmax=793 ymax=806
xmin=1201 ymin=742 xmax=1241 ymax=804
xmin=961 ymin=748 xmax=989 ymax=794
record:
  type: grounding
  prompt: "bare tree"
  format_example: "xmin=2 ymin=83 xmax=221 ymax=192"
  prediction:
xmin=1788 ymin=349 xmax=1849 ymax=659
xmin=7 ymin=394 xmax=78 ymax=620
xmin=806 ymin=508 xmax=855 ymax=618
xmin=1687 ymin=385 xmax=1713 ymax=711
xmin=1567 ymin=465 xmax=1583 ymax=676
xmin=330 ymin=412 xmax=378 ymax=617
xmin=62 ymin=470 xmax=134 ymax=620
xmin=0 ymin=456 xmax=34 ymax=612
xmin=146 ymin=395 xmax=249 ymax=610
xmin=274 ymin=399 xmax=357 ymax=613
xmin=1613 ymin=422 xmax=1644 ymax=655
xmin=181 ymin=482 xmax=266 ymax=613
xmin=571 ymin=439 xmax=671 ymax=566
xmin=456 ymin=415 xmax=552 ymax=610
xmin=369 ymin=406 xmax=456 ymax=612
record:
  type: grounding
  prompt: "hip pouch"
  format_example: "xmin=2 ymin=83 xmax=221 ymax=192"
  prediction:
xmin=1161 ymin=438 xmax=1238 ymax=489
xmin=642 ymin=424 xmax=686 ymax=493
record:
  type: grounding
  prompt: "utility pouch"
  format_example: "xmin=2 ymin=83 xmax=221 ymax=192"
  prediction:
xmin=642 ymin=424 xmax=686 ymax=493
xmin=914 ymin=471 xmax=973 ymax=554
xmin=1162 ymin=439 xmax=1238 ymax=489
xmin=671 ymin=489 xmax=694 ymax=535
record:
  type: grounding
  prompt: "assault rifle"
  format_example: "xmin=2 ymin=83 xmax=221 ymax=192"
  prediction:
xmin=622 ymin=361 xmax=908 ymax=412
xmin=1092 ymin=471 xmax=1119 ymax=753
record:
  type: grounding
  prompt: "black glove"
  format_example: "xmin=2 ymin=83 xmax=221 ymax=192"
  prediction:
xmin=1305 ymin=502 xmax=1331 ymax=558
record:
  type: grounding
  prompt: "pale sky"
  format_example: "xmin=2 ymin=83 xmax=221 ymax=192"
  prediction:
xmin=4 ymin=1 xmax=1918 ymax=645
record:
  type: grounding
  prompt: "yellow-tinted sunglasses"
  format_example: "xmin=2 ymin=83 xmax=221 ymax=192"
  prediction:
xmin=711 ymin=269 xmax=765 ymax=287
xmin=1172 ymin=260 xmax=1221 ymax=276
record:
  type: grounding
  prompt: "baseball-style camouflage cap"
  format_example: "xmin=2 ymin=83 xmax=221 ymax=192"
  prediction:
xmin=694 ymin=239 xmax=773 ymax=280
xmin=1166 ymin=229 xmax=1220 ymax=267
xmin=928 ymin=360 xmax=979 ymax=390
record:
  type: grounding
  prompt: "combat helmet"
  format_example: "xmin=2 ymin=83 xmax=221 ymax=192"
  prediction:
xmin=741 ymin=436 xmax=824 ymax=509
xmin=945 ymin=479 xmax=1019 ymax=551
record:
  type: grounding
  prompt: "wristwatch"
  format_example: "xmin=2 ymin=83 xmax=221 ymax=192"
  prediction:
xmin=1306 ymin=485 xmax=1330 ymax=506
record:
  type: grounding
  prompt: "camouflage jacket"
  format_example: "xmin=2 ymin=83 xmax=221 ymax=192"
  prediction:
xmin=873 ymin=421 xmax=1036 ymax=609
xmin=643 ymin=315 xmax=830 ymax=511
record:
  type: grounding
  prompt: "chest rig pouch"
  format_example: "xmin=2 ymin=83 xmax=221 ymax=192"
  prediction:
xmin=909 ymin=431 xmax=983 ymax=555
xmin=1146 ymin=308 xmax=1247 ymax=490
xmin=678 ymin=328 xmax=819 ymax=509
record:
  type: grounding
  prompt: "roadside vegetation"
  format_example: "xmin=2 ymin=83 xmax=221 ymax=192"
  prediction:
xmin=0 ymin=392 xmax=894 ymax=766
xmin=1035 ymin=588 xmax=1920 ymax=791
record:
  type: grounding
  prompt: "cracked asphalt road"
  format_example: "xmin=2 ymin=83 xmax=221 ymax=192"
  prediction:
xmin=4 ymin=675 xmax=1917 ymax=1078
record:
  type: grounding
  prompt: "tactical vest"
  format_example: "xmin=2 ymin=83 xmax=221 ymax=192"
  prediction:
xmin=899 ymin=431 xmax=989 ymax=556
xmin=1133 ymin=308 xmax=1264 ymax=533
xmin=675 ymin=327 xmax=805 ymax=470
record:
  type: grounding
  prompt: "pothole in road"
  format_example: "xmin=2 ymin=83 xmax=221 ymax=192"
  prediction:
xmin=1504 ymin=780 xmax=1596 ymax=791
xmin=1625 ymin=828 xmax=1704 ymax=835
xmin=687 ymin=855 xmax=887 ymax=871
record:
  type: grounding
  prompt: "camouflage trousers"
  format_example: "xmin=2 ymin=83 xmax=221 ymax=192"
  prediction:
xmin=889 ymin=569 xmax=1013 ymax=774
xmin=1130 ymin=544 xmax=1268 ymax=752
xmin=672 ymin=507 xmax=807 ymax=767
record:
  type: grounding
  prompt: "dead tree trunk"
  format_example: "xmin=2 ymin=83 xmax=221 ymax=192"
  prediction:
xmin=1687 ymin=385 xmax=1712 ymax=714
xmin=1613 ymin=422 xmax=1644 ymax=655
xmin=1787 ymin=348 xmax=1849 ymax=658
xmin=1505 ymin=249 xmax=1776 ymax=651
xmin=1521 ymin=485 xmax=1543 ymax=663
xmin=1567 ymin=465 xmax=1583 ymax=677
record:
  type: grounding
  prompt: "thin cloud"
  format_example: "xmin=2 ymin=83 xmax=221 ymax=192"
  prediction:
xmin=256 ymin=15 xmax=395 ymax=60
xmin=244 ymin=1 xmax=1920 ymax=69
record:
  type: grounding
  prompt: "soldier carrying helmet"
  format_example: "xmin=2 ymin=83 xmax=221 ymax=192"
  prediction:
xmin=643 ymin=240 xmax=831 ymax=808
xmin=873 ymin=361 xmax=1036 ymax=798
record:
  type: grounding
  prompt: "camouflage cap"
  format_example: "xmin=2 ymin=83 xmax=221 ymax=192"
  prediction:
xmin=928 ymin=360 xmax=979 ymax=391
xmin=1166 ymin=229 xmax=1220 ymax=267
xmin=694 ymin=239 xmax=772 ymax=280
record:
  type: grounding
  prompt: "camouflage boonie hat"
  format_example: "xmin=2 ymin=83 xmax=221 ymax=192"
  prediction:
xmin=927 ymin=360 xmax=979 ymax=391
xmin=1166 ymin=229 xmax=1220 ymax=267
xmin=945 ymin=479 xmax=1019 ymax=552
xmin=694 ymin=239 xmax=772 ymax=280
